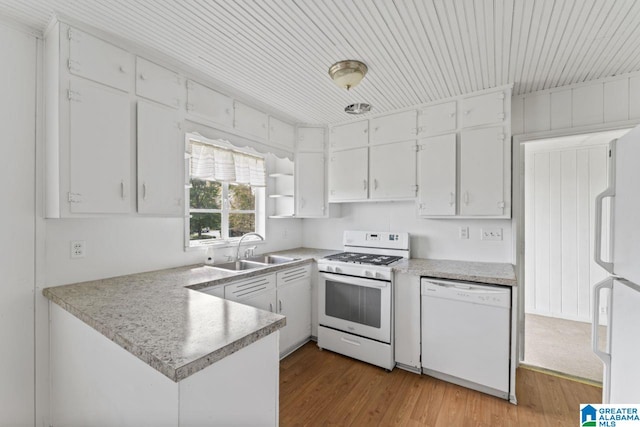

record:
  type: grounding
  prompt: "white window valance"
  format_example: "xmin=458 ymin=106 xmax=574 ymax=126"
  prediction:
xmin=190 ymin=141 xmax=266 ymax=187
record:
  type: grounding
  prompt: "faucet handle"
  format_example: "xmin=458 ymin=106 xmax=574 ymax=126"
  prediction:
xmin=244 ymin=246 xmax=257 ymax=258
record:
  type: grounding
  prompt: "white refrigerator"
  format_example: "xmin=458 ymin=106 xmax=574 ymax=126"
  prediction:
xmin=593 ymin=124 xmax=640 ymax=404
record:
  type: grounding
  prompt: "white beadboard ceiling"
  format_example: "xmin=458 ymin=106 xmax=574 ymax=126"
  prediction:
xmin=2 ymin=0 xmax=640 ymax=125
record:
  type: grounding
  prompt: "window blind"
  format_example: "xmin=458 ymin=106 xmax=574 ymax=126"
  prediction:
xmin=190 ymin=141 xmax=266 ymax=186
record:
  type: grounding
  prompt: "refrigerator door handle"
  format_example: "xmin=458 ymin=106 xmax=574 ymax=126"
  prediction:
xmin=592 ymin=277 xmax=613 ymax=365
xmin=594 ymin=141 xmax=616 ymax=273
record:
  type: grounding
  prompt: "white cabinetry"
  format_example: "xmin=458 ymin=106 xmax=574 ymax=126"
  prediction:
xmin=418 ymin=101 xmax=457 ymax=136
xmin=225 ymin=274 xmax=277 ymax=313
xmin=296 ymin=152 xmax=326 ymax=217
xmin=297 ymin=127 xmax=325 ymax=152
xmin=394 ymin=272 xmax=421 ymax=372
xmin=417 ymin=134 xmax=457 ymax=216
xmin=135 ymin=57 xmax=182 ymax=109
xmin=234 ymin=101 xmax=268 ymax=140
xmin=269 ymin=117 xmax=295 ymax=151
xmin=68 ymin=78 xmax=131 ymax=214
xmin=268 ymin=155 xmax=295 ymax=218
xmin=276 ymin=265 xmax=312 ymax=356
xmin=460 ymin=90 xmax=506 ymax=128
xmin=369 ymin=141 xmax=417 ymax=200
xmin=330 ymin=120 xmax=368 ymax=150
xmin=329 ymin=147 xmax=368 ymax=201
xmin=370 ymin=110 xmax=417 ymax=144
xmin=137 ymin=101 xmax=184 ymax=215
xmin=459 ymin=126 xmax=507 ymax=216
xmin=186 ymin=80 xmax=234 ymax=128
xmin=67 ymin=27 xmax=132 ymax=91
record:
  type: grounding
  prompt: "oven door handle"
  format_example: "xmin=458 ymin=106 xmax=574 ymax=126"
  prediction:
xmin=320 ymin=272 xmax=389 ymax=288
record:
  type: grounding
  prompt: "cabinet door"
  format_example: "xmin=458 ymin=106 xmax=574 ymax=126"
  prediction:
xmin=417 ymin=134 xmax=456 ymax=216
xmin=330 ymin=120 xmax=368 ymax=150
xmin=67 ymin=26 xmax=132 ymax=92
xmin=418 ymin=101 xmax=457 ymax=136
xmin=137 ymin=101 xmax=184 ymax=215
xmin=296 ymin=152 xmax=325 ymax=217
xmin=68 ymin=78 xmax=131 ymax=214
xmin=394 ymin=272 xmax=421 ymax=370
xmin=269 ymin=117 xmax=295 ymax=151
xmin=135 ymin=57 xmax=182 ymax=109
xmin=297 ymin=127 xmax=325 ymax=152
xmin=369 ymin=140 xmax=417 ymax=200
xmin=234 ymin=101 xmax=268 ymax=140
xmin=186 ymin=80 xmax=233 ymax=128
xmin=277 ymin=278 xmax=311 ymax=356
xmin=460 ymin=90 xmax=506 ymax=128
xmin=328 ymin=147 xmax=368 ymax=201
xmin=239 ymin=289 xmax=277 ymax=313
xmin=460 ymin=126 xmax=506 ymax=216
xmin=370 ymin=110 xmax=417 ymax=144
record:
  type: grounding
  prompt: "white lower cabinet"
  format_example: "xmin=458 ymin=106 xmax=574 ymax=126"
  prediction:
xmin=222 ymin=264 xmax=312 ymax=358
xmin=394 ymin=272 xmax=421 ymax=371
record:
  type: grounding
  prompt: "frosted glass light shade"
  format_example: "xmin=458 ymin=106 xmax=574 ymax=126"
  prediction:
xmin=329 ymin=60 xmax=368 ymax=90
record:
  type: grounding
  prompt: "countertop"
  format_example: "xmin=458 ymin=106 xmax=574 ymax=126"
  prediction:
xmin=43 ymin=248 xmax=334 ymax=382
xmin=393 ymin=258 xmax=517 ymax=286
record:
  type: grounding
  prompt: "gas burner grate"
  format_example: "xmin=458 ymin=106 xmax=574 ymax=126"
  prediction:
xmin=323 ymin=252 xmax=403 ymax=266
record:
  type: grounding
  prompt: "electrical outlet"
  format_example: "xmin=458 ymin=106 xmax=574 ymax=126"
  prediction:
xmin=282 ymin=229 xmax=288 ymax=239
xmin=481 ymin=228 xmax=503 ymax=241
xmin=71 ymin=240 xmax=85 ymax=258
xmin=600 ymin=306 xmax=608 ymax=315
xmin=459 ymin=226 xmax=469 ymax=239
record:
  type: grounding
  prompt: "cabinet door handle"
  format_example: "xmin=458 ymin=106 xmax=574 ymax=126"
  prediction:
xmin=269 ymin=302 xmax=273 ymax=313
xmin=449 ymin=192 xmax=455 ymax=206
xmin=120 ymin=181 xmax=125 ymax=199
xmin=363 ymin=179 xmax=367 ymax=190
xmin=279 ymin=299 xmax=282 ymax=312
xmin=142 ymin=183 xmax=147 ymax=201
xmin=374 ymin=179 xmax=378 ymax=189
xmin=463 ymin=191 xmax=469 ymax=205
xmin=139 ymin=73 xmax=147 ymax=80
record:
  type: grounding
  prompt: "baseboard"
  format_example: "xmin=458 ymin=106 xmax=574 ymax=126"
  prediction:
xmin=519 ymin=363 xmax=603 ymax=388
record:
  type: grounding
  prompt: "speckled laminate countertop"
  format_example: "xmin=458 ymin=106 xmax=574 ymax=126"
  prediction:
xmin=393 ymin=258 xmax=517 ymax=286
xmin=43 ymin=248 xmax=336 ymax=382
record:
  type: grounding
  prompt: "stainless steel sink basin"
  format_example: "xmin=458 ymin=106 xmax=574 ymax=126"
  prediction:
xmin=245 ymin=255 xmax=298 ymax=265
xmin=209 ymin=260 xmax=268 ymax=271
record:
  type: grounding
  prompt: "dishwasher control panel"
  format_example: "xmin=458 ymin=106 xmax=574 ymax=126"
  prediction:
xmin=421 ymin=278 xmax=511 ymax=308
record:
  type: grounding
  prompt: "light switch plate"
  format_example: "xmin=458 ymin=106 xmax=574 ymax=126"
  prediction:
xmin=481 ymin=228 xmax=503 ymax=241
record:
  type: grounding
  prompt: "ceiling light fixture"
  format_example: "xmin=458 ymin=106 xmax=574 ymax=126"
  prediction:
xmin=328 ymin=60 xmax=368 ymax=90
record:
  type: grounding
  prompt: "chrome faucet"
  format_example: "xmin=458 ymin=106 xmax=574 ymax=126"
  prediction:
xmin=235 ymin=232 xmax=265 ymax=261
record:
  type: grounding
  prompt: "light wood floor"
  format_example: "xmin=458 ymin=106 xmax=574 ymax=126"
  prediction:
xmin=280 ymin=342 xmax=602 ymax=426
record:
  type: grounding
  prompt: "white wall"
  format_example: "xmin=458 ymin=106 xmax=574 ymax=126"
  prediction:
xmin=303 ymin=202 xmax=513 ymax=263
xmin=0 ymin=20 xmax=36 ymax=426
xmin=44 ymin=217 xmax=302 ymax=286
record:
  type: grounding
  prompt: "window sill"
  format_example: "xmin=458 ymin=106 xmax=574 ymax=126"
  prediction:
xmin=185 ymin=238 xmax=267 ymax=252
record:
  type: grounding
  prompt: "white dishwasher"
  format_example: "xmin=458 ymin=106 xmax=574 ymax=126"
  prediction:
xmin=421 ymin=278 xmax=511 ymax=399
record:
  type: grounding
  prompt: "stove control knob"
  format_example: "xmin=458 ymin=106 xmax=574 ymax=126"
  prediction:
xmin=335 ymin=267 xmax=342 ymax=273
xmin=364 ymin=270 xmax=373 ymax=277
xmin=326 ymin=266 xmax=334 ymax=273
xmin=374 ymin=271 xmax=381 ymax=279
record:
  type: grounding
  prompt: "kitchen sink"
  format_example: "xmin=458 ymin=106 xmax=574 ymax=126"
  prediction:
xmin=209 ymin=260 xmax=268 ymax=271
xmin=245 ymin=255 xmax=299 ymax=264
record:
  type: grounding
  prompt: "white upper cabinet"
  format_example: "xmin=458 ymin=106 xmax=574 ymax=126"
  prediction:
xmin=418 ymin=101 xmax=457 ymax=137
xmin=137 ymin=101 xmax=183 ymax=216
xmin=460 ymin=90 xmax=506 ymax=128
xmin=186 ymin=80 xmax=234 ymax=128
xmin=67 ymin=27 xmax=132 ymax=92
xmin=370 ymin=110 xmax=417 ymax=144
xmin=330 ymin=120 xmax=368 ymax=150
xmin=269 ymin=117 xmax=295 ymax=151
xmin=234 ymin=101 xmax=268 ymax=140
xmin=297 ymin=127 xmax=325 ymax=152
xmin=135 ymin=57 xmax=182 ymax=109
xmin=328 ymin=147 xmax=368 ymax=201
xmin=369 ymin=141 xmax=417 ymax=200
xmin=459 ymin=126 xmax=507 ymax=216
xmin=417 ymin=134 xmax=457 ymax=216
xmin=296 ymin=152 xmax=325 ymax=217
xmin=68 ymin=78 xmax=131 ymax=214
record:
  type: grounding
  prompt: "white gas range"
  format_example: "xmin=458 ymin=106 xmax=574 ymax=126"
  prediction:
xmin=317 ymin=231 xmax=410 ymax=370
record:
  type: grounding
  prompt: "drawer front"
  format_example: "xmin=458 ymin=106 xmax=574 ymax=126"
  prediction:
xmin=276 ymin=265 xmax=311 ymax=286
xmin=136 ymin=57 xmax=182 ymax=109
xmin=67 ymin=26 xmax=132 ymax=92
xmin=225 ymin=274 xmax=276 ymax=301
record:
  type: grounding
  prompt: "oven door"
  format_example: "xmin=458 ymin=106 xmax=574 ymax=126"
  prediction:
xmin=318 ymin=272 xmax=391 ymax=343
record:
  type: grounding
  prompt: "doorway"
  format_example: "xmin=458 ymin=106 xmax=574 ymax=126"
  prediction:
xmin=521 ymin=129 xmax=628 ymax=382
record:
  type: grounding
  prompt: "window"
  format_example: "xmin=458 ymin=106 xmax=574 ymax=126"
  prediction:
xmin=187 ymin=138 xmax=265 ymax=246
